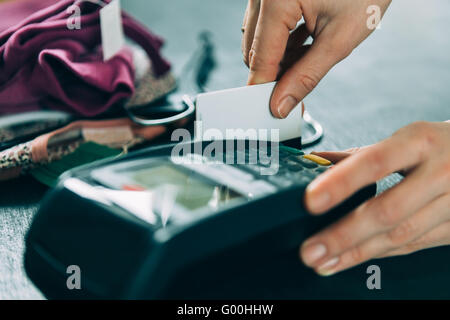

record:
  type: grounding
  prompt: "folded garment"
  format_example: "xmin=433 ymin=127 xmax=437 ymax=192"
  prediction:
xmin=0 ymin=0 xmax=172 ymax=116
xmin=0 ymin=0 xmax=58 ymax=33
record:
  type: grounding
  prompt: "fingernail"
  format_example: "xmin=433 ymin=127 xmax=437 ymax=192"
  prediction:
xmin=302 ymin=243 xmax=327 ymax=266
xmin=306 ymin=178 xmax=331 ymax=213
xmin=317 ymin=257 xmax=340 ymax=276
xmin=277 ymin=96 xmax=298 ymax=119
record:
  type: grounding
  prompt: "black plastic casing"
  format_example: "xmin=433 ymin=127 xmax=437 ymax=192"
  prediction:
xmin=24 ymin=141 xmax=376 ymax=299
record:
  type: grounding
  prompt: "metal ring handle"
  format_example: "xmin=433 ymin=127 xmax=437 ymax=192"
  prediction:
xmin=125 ymin=95 xmax=196 ymax=126
xmin=301 ymin=110 xmax=324 ymax=147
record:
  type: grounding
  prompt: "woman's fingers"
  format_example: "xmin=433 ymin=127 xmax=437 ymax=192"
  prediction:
xmin=301 ymin=163 xmax=441 ymax=266
xmin=243 ymin=4 xmax=311 ymax=71
xmin=242 ymin=0 xmax=392 ymax=118
xmin=278 ymin=44 xmax=311 ymax=79
xmin=270 ymin=22 xmax=355 ymax=118
xmin=242 ymin=2 xmax=248 ymax=30
xmin=376 ymin=195 xmax=450 ymax=259
xmin=242 ymin=0 xmax=261 ymax=67
xmin=306 ymin=193 xmax=450 ymax=276
xmin=247 ymin=0 xmax=303 ymax=86
xmin=304 ymin=132 xmax=429 ymax=215
xmin=286 ymin=23 xmax=311 ymax=51
xmin=277 ymin=24 xmax=313 ymax=78
xmin=299 ymin=121 xmax=450 ymax=275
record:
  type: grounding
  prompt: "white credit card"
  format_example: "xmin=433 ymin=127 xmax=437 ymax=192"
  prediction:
xmin=195 ymin=82 xmax=302 ymax=142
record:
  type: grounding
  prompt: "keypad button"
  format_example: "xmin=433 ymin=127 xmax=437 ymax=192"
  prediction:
xmin=279 ymin=149 xmax=290 ymax=157
xmin=315 ymin=166 xmax=328 ymax=173
xmin=286 ymin=155 xmax=304 ymax=164
xmin=293 ymin=175 xmax=313 ymax=186
xmin=298 ymin=157 xmax=318 ymax=169
xmin=303 ymin=154 xmax=332 ymax=166
xmin=275 ymin=167 xmax=289 ymax=176
xmin=287 ymin=163 xmax=303 ymax=172
xmin=302 ymin=170 xmax=317 ymax=180
xmin=285 ymin=159 xmax=298 ymax=166
xmin=280 ymin=145 xmax=304 ymax=155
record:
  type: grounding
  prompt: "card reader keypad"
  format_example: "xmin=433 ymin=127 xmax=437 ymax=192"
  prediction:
xmin=251 ymin=146 xmax=330 ymax=188
xmin=183 ymin=145 xmax=332 ymax=196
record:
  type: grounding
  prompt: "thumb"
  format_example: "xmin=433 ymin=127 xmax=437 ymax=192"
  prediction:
xmin=270 ymin=33 xmax=350 ymax=118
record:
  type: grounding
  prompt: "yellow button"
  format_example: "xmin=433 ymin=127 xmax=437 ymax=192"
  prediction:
xmin=303 ymin=154 xmax=332 ymax=166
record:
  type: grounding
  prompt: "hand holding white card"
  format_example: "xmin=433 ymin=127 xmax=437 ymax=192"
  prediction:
xmin=195 ymin=82 xmax=302 ymax=142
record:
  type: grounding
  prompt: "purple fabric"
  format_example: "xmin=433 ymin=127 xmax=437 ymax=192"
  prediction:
xmin=0 ymin=0 xmax=59 ymax=33
xmin=0 ymin=0 xmax=171 ymax=116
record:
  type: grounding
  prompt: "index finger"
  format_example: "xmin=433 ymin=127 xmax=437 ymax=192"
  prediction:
xmin=247 ymin=0 xmax=302 ymax=85
xmin=304 ymin=134 xmax=424 ymax=214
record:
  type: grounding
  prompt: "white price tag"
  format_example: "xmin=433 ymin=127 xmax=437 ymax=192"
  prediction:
xmin=100 ymin=0 xmax=125 ymax=61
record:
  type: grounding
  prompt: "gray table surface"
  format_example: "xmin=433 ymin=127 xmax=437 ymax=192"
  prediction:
xmin=0 ymin=0 xmax=449 ymax=299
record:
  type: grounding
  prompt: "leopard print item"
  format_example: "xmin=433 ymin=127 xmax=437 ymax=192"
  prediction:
xmin=0 ymin=142 xmax=33 ymax=171
xmin=0 ymin=139 xmax=82 ymax=176
xmin=0 ymin=129 xmax=150 ymax=178
xmin=47 ymin=140 xmax=82 ymax=163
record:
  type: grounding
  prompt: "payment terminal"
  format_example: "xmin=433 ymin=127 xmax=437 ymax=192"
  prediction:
xmin=24 ymin=140 xmax=376 ymax=299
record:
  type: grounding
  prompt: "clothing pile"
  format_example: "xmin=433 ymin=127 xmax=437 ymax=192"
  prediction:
xmin=0 ymin=0 xmax=180 ymax=183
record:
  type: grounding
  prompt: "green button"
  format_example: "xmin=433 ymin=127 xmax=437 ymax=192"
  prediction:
xmin=280 ymin=145 xmax=304 ymax=155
